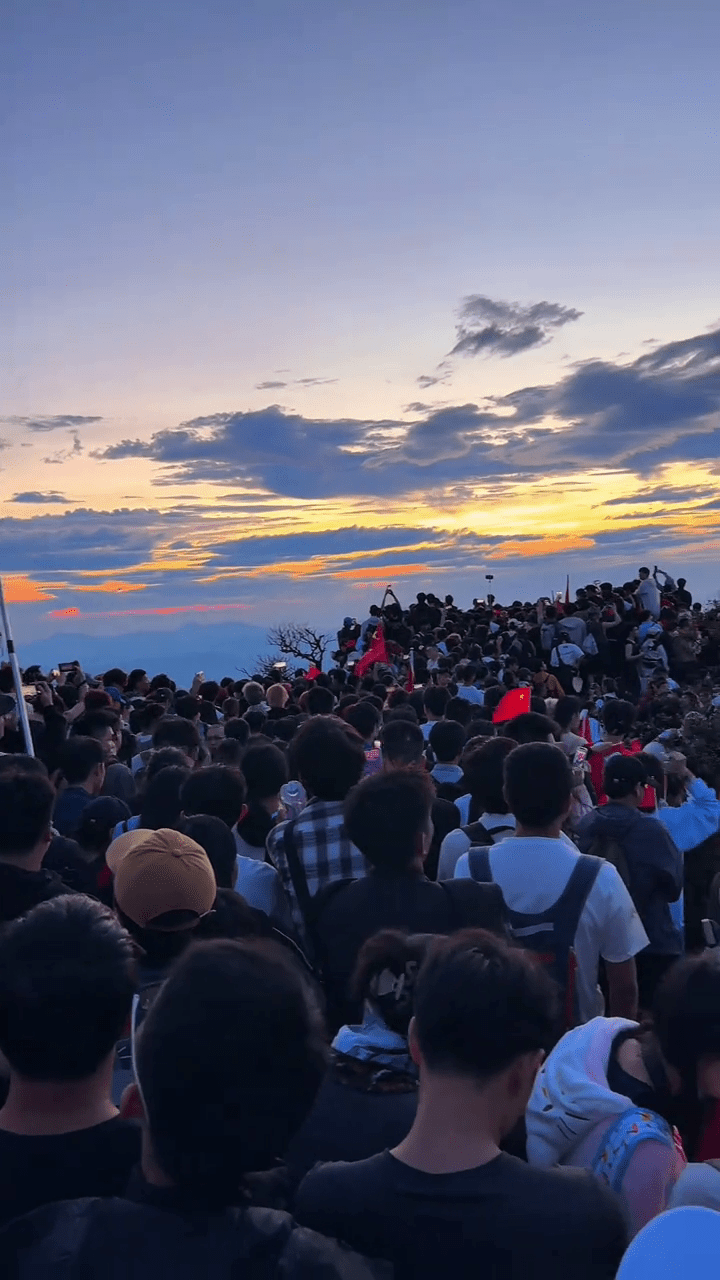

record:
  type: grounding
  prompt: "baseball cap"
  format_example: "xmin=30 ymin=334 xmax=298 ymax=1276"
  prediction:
xmin=0 ymin=693 xmax=16 ymax=717
xmin=107 ymin=827 xmax=216 ymax=931
xmin=105 ymin=685 xmax=127 ymax=706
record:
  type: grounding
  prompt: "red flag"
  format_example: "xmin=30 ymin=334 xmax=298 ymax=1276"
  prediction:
xmin=565 ymin=574 xmax=571 ymax=606
xmin=405 ymin=648 xmax=415 ymax=693
xmin=355 ymin=624 xmax=388 ymax=677
xmin=492 ymin=687 xmax=531 ymax=724
xmin=305 ymin=666 xmax=321 ymax=681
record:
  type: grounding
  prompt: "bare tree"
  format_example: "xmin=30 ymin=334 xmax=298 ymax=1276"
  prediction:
xmin=266 ymin=622 xmax=330 ymax=668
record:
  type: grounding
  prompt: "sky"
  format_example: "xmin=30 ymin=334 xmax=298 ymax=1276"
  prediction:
xmin=3 ymin=0 xmax=720 ymax=672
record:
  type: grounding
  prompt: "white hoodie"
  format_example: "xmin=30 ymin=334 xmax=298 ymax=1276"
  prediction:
xmin=526 ymin=1017 xmax=685 ymax=1236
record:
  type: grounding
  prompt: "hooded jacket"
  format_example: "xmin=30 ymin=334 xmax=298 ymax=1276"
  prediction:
xmin=576 ymin=804 xmax=682 ymax=953
xmin=0 ymin=860 xmax=72 ymax=925
xmin=526 ymin=1016 xmax=685 ymax=1236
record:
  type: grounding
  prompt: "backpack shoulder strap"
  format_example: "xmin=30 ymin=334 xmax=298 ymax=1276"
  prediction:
xmin=467 ymin=846 xmax=493 ymax=883
xmin=591 ymin=1107 xmax=676 ymax=1194
xmin=509 ymin=854 xmax=602 ymax=936
xmin=279 ymin=818 xmax=313 ymax=926
xmin=462 ymin=819 xmax=491 ymax=845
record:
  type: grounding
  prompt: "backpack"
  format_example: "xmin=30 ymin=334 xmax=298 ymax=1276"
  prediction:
xmin=467 ymin=847 xmax=602 ymax=1029
xmin=587 ymin=827 xmax=632 ymax=890
xmin=462 ymin=819 xmax=515 ymax=847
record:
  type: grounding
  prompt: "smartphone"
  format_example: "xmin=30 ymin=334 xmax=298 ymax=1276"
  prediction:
xmin=59 ymin=661 xmax=80 ymax=673
xmin=573 ymin=745 xmax=588 ymax=767
xmin=21 ymin=684 xmax=37 ymax=699
xmin=702 ymin=919 xmax=718 ymax=948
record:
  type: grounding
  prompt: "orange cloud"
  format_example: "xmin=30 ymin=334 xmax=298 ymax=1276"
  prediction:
xmin=1 ymin=576 xmax=58 ymax=604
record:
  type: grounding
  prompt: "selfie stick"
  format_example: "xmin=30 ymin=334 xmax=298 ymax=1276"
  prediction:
xmin=0 ymin=576 xmax=35 ymax=756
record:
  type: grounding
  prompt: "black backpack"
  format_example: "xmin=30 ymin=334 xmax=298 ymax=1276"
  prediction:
xmin=467 ymin=847 xmax=603 ymax=1029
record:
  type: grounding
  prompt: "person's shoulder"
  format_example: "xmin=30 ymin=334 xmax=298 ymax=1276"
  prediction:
xmin=503 ymin=1157 xmax=627 ymax=1230
xmin=249 ymin=1207 xmax=389 ymax=1278
xmin=296 ymin=1152 xmax=391 ymax=1212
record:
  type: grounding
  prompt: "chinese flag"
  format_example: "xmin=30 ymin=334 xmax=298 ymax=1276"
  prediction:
xmin=355 ymin=624 xmax=388 ymax=677
xmin=405 ymin=649 xmax=415 ymax=693
xmin=305 ymin=666 xmax=322 ymax=681
xmin=492 ymin=687 xmax=531 ymax=724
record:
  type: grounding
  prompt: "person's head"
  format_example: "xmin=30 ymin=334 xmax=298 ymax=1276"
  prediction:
xmin=639 ymin=566 xmax=650 ymax=580
xmin=380 ymin=718 xmax=425 ymax=770
xmin=423 ymin=685 xmax=450 ymax=720
xmin=504 ymin=712 xmax=558 ymax=745
xmin=650 ymin=952 xmax=720 ymax=1109
xmin=445 ymin=696 xmax=472 ymax=727
xmin=306 ymin=685 xmax=335 ymax=716
xmin=266 ymin=683 xmax=288 ymax=710
xmin=428 ymin=719 xmax=465 ymax=764
xmin=503 ymin=742 xmax=573 ymax=832
xmin=108 ymin=827 xmax=217 ymax=965
xmin=127 ymin=669 xmax=150 ymax=696
xmin=223 ymin=717 xmax=251 ymax=748
xmin=180 ymin=766 xmax=247 ymax=830
xmin=460 ymin=737 xmax=515 ymax=813
xmin=58 ymin=736 xmax=106 ymax=794
xmin=0 ymin=767 xmax=55 ymax=868
xmin=677 ymin=577 xmax=687 ymax=589
xmin=175 ymin=694 xmax=202 ymax=723
xmin=553 ymin=696 xmax=582 ymax=734
xmin=602 ymin=698 xmax=636 ymax=740
xmin=139 ymin=765 xmax=191 ymax=830
xmin=241 ymin=742 xmax=288 ymax=810
xmin=131 ymin=939 xmax=326 ymax=1202
xmin=0 ymin=896 xmax=136 ymax=1085
xmin=410 ymin=929 xmax=558 ymax=1131
xmin=76 ymin=796 xmax=132 ymax=854
xmin=103 ymin=667 xmax=128 ymax=691
xmin=242 ymin=708 xmax=267 ymax=736
xmin=211 ymin=737 xmax=244 ymax=768
xmin=197 ymin=680 xmax=220 ymax=704
xmin=241 ymin=681 xmax=265 ymax=707
xmin=603 ymin=754 xmax=648 ymax=807
xmin=152 ymin=717 xmax=201 ymax=768
xmin=145 ymin=747 xmax=189 ymax=781
xmin=344 ymin=770 xmax=434 ymax=874
xmin=344 ymin=700 xmax=381 ymax=743
xmin=289 ymin=716 xmax=365 ymax=801
xmin=179 ymin=814 xmax=238 ymax=890
xmin=351 ymin=930 xmax=434 ymax=1036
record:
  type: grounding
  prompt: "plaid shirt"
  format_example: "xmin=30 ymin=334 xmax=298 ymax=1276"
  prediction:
xmin=266 ymin=798 xmax=367 ymax=939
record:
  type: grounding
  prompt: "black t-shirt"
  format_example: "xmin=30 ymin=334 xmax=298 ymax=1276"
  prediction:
xmin=295 ymin=1149 xmax=627 ymax=1280
xmin=313 ymin=874 xmax=506 ymax=1030
xmin=0 ymin=1117 xmax=141 ymax=1227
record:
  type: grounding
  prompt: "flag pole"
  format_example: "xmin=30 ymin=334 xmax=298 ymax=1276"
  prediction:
xmin=0 ymin=576 xmax=35 ymax=756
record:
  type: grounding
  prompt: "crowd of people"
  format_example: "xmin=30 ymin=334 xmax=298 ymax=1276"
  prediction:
xmin=0 ymin=566 xmax=720 ymax=1275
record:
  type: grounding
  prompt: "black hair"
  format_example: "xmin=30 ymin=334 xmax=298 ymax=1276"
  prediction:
xmin=152 ymin=717 xmax=201 ymax=757
xmin=384 ymin=705 xmax=419 ymax=725
xmin=553 ymin=697 xmax=582 ymax=731
xmin=0 ymin=768 xmax=55 ymax=856
xmin=197 ymin=681 xmax=220 ymax=702
xmin=103 ymin=668 xmax=127 ymax=689
xmin=504 ymin=742 xmax=573 ymax=827
xmin=413 ymin=928 xmax=558 ymax=1079
xmin=76 ymin=796 xmax=132 ymax=853
xmin=0 ymin=897 xmax=136 ymax=1081
xmin=344 ymin=770 xmax=434 ymax=872
xmin=175 ymin=695 xmax=201 ymax=721
xmin=504 ymin=713 xmax=558 ymax=744
xmin=461 ymin=737 xmax=515 ymax=813
xmin=139 ymin=765 xmax=191 ymax=830
xmin=242 ymin=709 xmax=267 ymax=734
xmin=380 ymin=718 xmax=424 ymax=766
xmin=351 ymin=930 xmax=434 ymax=1035
xmin=422 ymin=685 xmax=450 ymax=718
xmin=146 ymin=747 xmax=189 ymax=780
xmin=180 ymin=766 xmax=247 ymax=829
xmin=240 ymin=743 xmax=288 ymax=801
xmin=603 ymin=753 xmax=647 ymax=799
xmin=224 ymin=717 xmax=251 ymax=746
xmin=307 ymin=685 xmax=335 ymax=716
xmin=58 ymin=736 xmax=105 ymax=785
xmin=344 ymin=700 xmax=380 ymax=741
xmin=72 ymin=709 xmax=121 ymax=741
xmin=445 ymin=697 xmax=472 ymax=727
xmin=127 ymin=668 xmax=147 ymax=691
xmin=602 ymin=699 xmax=636 ymax=738
xmin=428 ymin=719 xmax=465 ymax=762
xmin=180 ymin=814 xmax=238 ymax=890
xmin=134 ymin=940 xmax=326 ymax=1202
xmin=289 ymin=717 xmax=365 ymax=801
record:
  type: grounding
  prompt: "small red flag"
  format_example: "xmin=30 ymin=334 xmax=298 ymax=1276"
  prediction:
xmin=405 ymin=649 xmax=415 ymax=693
xmin=305 ymin=666 xmax=321 ymax=681
xmin=355 ymin=624 xmax=388 ymax=677
xmin=492 ymin=686 xmax=531 ymax=724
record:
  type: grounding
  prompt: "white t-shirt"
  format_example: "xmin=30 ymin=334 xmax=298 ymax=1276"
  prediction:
xmin=454 ymin=836 xmax=648 ymax=1023
xmin=636 ymin=578 xmax=661 ymax=618
xmin=437 ymin=812 xmax=516 ymax=880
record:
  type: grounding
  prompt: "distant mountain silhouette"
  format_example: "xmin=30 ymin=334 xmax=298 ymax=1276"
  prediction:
xmin=20 ymin=620 xmax=272 ymax=684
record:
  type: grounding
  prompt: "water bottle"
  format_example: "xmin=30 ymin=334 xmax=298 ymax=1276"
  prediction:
xmin=280 ymin=780 xmax=307 ymax=820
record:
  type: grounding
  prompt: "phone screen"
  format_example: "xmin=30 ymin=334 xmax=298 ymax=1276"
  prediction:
xmin=59 ymin=661 xmax=80 ymax=673
xmin=573 ymin=745 xmax=588 ymax=766
xmin=21 ymin=684 xmax=37 ymax=699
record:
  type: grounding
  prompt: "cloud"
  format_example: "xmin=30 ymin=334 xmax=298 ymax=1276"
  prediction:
xmin=450 ymin=295 xmax=583 ymax=358
xmin=43 ymin=431 xmax=84 ymax=464
xmin=255 ymin=381 xmax=287 ymax=390
xmin=295 ymin=377 xmax=338 ymax=387
xmin=90 ymin=323 xmax=720 ymax=500
xmin=4 ymin=415 xmax=102 ymax=432
xmin=602 ymin=486 xmax=716 ymax=506
xmin=10 ymin=491 xmax=71 ymax=504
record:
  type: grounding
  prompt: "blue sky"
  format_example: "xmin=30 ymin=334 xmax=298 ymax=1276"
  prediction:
xmin=2 ymin=0 xmax=719 ymax=671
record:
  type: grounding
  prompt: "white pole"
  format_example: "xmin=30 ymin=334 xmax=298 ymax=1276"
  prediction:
xmin=0 ymin=576 xmax=35 ymax=756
